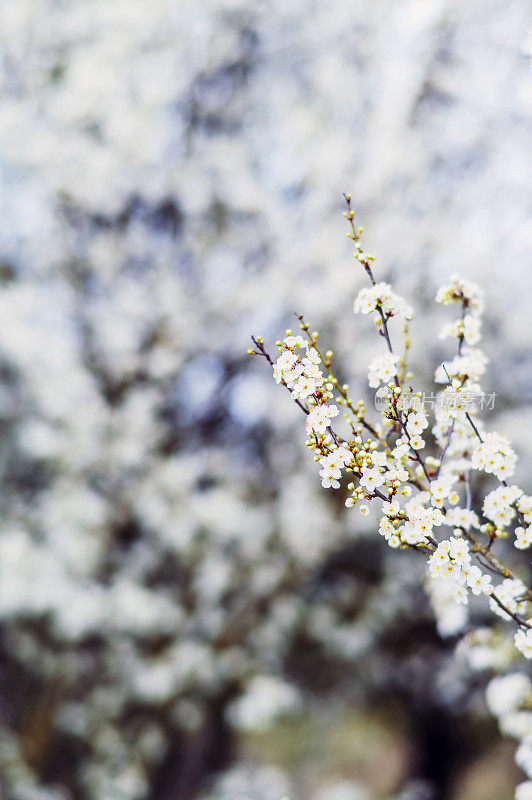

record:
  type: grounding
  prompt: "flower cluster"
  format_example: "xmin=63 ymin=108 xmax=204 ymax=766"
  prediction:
xmin=428 ymin=537 xmax=492 ymax=604
xmin=483 ymin=485 xmax=522 ymax=527
xmin=439 ymin=315 xmax=481 ymax=346
xmin=434 ymin=347 xmax=487 ymax=384
xmin=472 ymin=431 xmax=517 ymax=481
xmin=367 ymin=352 xmax=398 ymax=388
xmin=273 ymin=335 xmax=325 ymax=399
xmin=318 ymin=446 xmax=352 ymax=489
xmin=436 ymin=274 xmax=484 ymax=312
xmin=436 ymin=276 xmax=484 ymax=353
xmin=353 ymin=282 xmax=413 ymax=320
xmin=306 ymin=404 xmax=339 ymax=436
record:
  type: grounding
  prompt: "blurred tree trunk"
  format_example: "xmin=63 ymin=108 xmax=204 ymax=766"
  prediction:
xmin=152 ymin=696 xmax=235 ymax=800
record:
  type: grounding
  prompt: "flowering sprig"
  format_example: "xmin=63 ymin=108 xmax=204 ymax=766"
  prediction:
xmin=250 ymin=196 xmax=532 ymax=661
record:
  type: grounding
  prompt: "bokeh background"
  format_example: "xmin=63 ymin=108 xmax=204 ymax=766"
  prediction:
xmin=0 ymin=1 xmax=531 ymax=799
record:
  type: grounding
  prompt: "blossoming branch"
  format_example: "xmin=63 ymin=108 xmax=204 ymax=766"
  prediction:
xmin=250 ymin=195 xmax=532 ymax=660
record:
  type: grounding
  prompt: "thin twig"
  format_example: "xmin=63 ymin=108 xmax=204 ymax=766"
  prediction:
xmin=436 ymin=420 xmax=455 ymax=478
xmin=490 ymin=591 xmax=532 ymax=630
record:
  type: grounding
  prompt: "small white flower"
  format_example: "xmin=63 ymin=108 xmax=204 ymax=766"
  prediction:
xmin=334 ymin=446 xmax=352 ymax=466
xmin=516 ymin=526 xmax=532 ymax=550
xmin=353 ymin=288 xmax=377 ymax=315
xmin=463 ymin=315 xmax=481 ymax=345
xmin=430 ymin=478 xmax=452 ymax=503
xmin=449 ymin=536 xmax=471 ymax=566
xmin=320 ymin=473 xmax=340 ymax=489
xmin=283 ymin=335 xmax=306 ymax=349
xmin=305 ymin=404 xmax=339 ymax=435
xmin=450 ymin=583 xmax=469 ymax=605
xmin=304 ymin=347 xmax=321 ymax=364
xmin=292 ymin=375 xmax=320 ymax=399
xmin=406 ymin=411 xmax=428 ymax=436
xmin=464 ymin=565 xmax=492 ymax=596
xmin=379 ymin=518 xmax=395 ymax=539
xmin=367 ymin=352 xmax=398 ymax=388
xmin=369 ymin=450 xmax=387 ymax=467
xmin=516 ymin=629 xmax=532 ymax=661
xmin=382 ymin=500 xmax=400 ymax=517
xmin=359 ymin=467 xmax=385 ymax=492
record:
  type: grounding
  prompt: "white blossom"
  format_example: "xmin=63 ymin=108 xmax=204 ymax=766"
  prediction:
xmin=367 ymin=352 xmax=398 ymax=388
xmin=515 ymin=527 xmax=532 ymax=550
xmin=472 ymin=432 xmax=517 ymax=481
xmin=306 ymin=404 xmax=339 ymax=435
xmin=353 ymin=283 xmax=412 ymax=320
xmin=515 ymin=630 xmax=532 ymax=660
